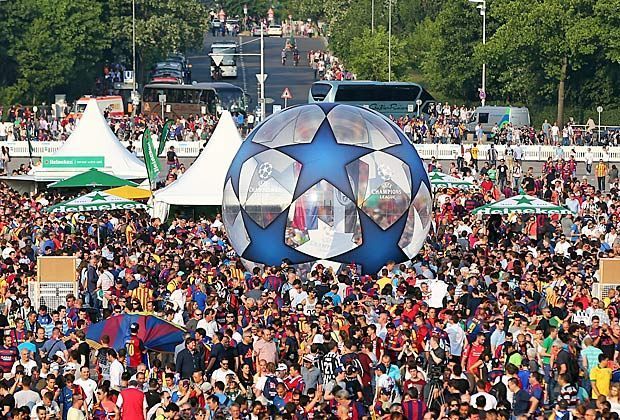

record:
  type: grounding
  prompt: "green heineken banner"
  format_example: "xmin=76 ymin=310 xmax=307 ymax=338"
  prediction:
xmin=157 ymin=119 xmax=173 ymax=156
xmin=42 ymin=156 xmax=105 ymax=168
xmin=142 ymin=129 xmax=161 ymax=189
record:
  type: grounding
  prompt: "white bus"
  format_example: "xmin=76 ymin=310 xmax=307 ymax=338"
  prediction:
xmin=210 ymin=42 xmax=238 ymax=78
xmin=308 ymin=81 xmax=435 ymax=118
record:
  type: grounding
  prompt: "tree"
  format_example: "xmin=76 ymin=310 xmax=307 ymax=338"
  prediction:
xmin=596 ymin=0 xmax=620 ymax=64
xmin=482 ymin=0 xmax=598 ymax=125
xmin=0 ymin=0 xmax=109 ymax=104
xmin=415 ymin=0 xmax=482 ymax=101
xmin=106 ymin=0 xmax=208 ymax=72
xmin=347 ymin=26 xmax=407 ymax=81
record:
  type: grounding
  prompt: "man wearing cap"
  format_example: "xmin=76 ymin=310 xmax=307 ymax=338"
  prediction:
xmin=301 ymin=355 xmax=320 ymax=395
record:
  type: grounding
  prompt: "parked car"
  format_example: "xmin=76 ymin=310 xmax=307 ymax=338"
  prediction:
xmin=267 ymin=24 xmax=283 ymax=37
xmin=252 ymin=25 xmax=265 ymax=37
xmin=225 ymin=19 xmax=239 ymax=33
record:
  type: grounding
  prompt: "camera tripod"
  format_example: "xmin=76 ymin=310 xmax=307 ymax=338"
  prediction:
xmin=426 ymin=377 xmax=446 ymax=409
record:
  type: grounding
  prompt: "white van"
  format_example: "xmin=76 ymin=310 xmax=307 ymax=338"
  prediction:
xmin=466 ymin=106 xmax=530 ymax=133
xmin=68 ymin=96 xmax=124 ymax=121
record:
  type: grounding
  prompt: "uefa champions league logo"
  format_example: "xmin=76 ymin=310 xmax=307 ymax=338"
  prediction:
xmin=258 ymin=162 xmax=273 ymax=179
xmin=378 ymin=164 xmax=393 ymax=181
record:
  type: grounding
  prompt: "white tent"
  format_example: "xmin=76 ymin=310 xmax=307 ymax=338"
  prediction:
xmin=32 ymin=99 xmax=147 ymax=181
xmin=152 ymin=111 xmax=242 ymax=218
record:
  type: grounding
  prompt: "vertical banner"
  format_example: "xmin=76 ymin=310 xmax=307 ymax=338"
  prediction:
xmin=142 ymin=129 xmax=161 ymax=190
xmin=157 ymin=120 xmax=173 ymax=156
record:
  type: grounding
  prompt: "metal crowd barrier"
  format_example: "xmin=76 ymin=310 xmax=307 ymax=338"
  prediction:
xmin=4 ymin=141 xmax=620 ymax=162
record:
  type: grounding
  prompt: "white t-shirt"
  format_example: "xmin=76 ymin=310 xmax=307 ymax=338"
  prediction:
xmin=289 ymin=289 xmax=307 ymax=307
xmin=109 ymin=359 xmax=124 ymax=390
xmin=14 ymin=389 xmax=41 ymax=408
xmin=197 ymin=319 xmax=219 ymax=338
xmin=428 ymin=280 xmax=448 ymax=308
xmin=67 ymin=407 xmax=86 ymax=420
xmin=74 ymin=377 xmax=97 ymax=408
xmin=11 ymin=359 xmax=37 ymax=376
xmin=211 ymin=368 xmax=236 ymax=385
xmin=470 ymin=391 xmax=497 ymax=410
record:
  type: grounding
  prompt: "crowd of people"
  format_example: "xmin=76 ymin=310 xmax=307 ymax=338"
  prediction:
xmin=389 ymin=105 xmax=618 ymax=147
xmin=0 ymin=105 xmax=253 ymax=151
xmin=0 ymin=126 xmax=617 ymax=420
xmin=308 ymin=50 xmax=355 ymax=82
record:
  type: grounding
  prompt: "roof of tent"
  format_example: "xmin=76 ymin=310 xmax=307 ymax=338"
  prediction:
xmin=48 ymin=168 xmax=138 ymax=189
xmin=153 ymin=111 xmax=242 ymax=206
xmin=32 ymin=99 xmax=147 ymax=181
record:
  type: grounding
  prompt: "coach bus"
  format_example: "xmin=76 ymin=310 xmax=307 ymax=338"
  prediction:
xmin=307 ymin=81 xmax=435 ymax=118
xmin=141 ymin=82 xmax=248 ymax=119
xmin=210 ymin=41 xmax=238 ymax=78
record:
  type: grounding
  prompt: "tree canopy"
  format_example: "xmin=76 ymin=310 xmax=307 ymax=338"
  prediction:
xmin=320 ymin=0 xmax=620 ymax=124
xmin=0 ymin=0 xmax=208 ymax=104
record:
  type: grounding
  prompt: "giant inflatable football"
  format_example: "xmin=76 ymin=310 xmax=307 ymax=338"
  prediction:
xmin=222 ymin=103 xmax=431 ymax=273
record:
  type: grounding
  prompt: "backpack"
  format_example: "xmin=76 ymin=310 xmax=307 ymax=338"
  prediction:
xmin=263 ymin=375 xmax=279 ymax=400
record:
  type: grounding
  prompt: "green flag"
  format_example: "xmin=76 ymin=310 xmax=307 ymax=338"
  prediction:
xmin=157 ymin=119 xmax=173 ymax=156
xmin=142 ymin=128 xmax=161 ymax=189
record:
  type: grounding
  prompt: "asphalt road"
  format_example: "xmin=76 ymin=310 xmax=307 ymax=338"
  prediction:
xmin=189 ymin=34 xmax=327 ymax=114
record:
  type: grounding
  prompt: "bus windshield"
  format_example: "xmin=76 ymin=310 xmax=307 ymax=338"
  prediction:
xmin=211 ymin=46 xmax=236 ymax=66
xmin=142 ymin=85 xmax=218 ymax=118
xmin=217 ymin=88 xmax=245 ymax=112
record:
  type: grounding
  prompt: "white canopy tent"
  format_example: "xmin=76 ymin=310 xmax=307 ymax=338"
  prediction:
xmin=32 ymin=99 xmax=147 ymax=181
xmin=152 ymin=111 xmax=242 ymax=219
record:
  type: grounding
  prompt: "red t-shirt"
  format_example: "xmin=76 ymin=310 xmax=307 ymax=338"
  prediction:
xmin=125 ymin=336 xmax=144 ymax=368
xmin=464 ymin=343 xmax=485 ymax=370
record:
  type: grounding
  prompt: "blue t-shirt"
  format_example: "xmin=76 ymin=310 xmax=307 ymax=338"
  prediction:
xmin=192 ymin=290 xmax=207 ymax=311
xmin=324 ymin=292 xmax=342 ymax=306
xmin=58 ymin=386 xmax=73 ymax=420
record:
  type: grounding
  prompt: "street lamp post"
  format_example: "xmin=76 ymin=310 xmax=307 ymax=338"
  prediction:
xmin=371 ymin=0 xmax=375 ymax=33
xmin=597 ymin=106 xmax=603 ymax=143
xmin=388 ymin=0 xmax=392 ymax=82
xmin=132 ymin=0 xmax=137 ymax=106
xmin=260 ymin=26 xmax=265 ymax=121
xmin=209 ymin=36 xmax=265 ymax=120
xmin=469 ymin=0 xmax=486 ymax=106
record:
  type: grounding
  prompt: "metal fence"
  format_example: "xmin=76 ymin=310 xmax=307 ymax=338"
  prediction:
xmin=5 ymin=141 xmax=620 ymax=162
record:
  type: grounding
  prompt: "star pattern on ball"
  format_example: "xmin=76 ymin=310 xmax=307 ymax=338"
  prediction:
xmin=278 ymin=119 xmax=370 ymax=202
xmin=332 ymin=209 xmax=409 ymax=274
xmin=222 ymin=103 xmax=432 ymax=273
xmin=227 ymin=139 xmax=269 ymax=197
xmin=384 ymin=135 xmax=430 ymax=197
xmin=240 ymin=206 xmax=315 ymax=266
